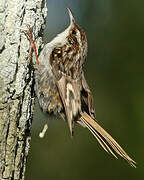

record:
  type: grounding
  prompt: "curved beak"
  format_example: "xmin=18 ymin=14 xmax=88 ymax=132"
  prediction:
xmin=67 ymin=7 xmax=75 ymax=25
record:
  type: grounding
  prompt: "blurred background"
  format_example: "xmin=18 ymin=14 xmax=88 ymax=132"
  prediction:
xmin=26 ymin=0 xmax=144 ymax=179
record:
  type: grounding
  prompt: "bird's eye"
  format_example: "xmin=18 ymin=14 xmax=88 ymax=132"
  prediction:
xmin=72 ymin=29 xmax=76 ymax=35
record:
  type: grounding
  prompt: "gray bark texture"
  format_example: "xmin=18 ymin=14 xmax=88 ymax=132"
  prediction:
xmin=0 ymin=0 xmax=47 ymax=179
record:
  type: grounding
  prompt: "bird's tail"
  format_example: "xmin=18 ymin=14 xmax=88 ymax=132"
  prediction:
xmin=79 ymin=112 xmax=136 ymax=167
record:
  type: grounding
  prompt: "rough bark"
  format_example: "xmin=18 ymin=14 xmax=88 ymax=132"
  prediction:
xmin=0 ymin=0 xmax=47 ymax=179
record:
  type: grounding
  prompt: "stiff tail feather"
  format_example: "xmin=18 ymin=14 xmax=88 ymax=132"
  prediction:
xmin=79 ymin=112 xmax=136 ymax=167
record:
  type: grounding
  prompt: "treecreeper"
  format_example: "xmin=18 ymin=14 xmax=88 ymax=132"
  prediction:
xmin=24 ymin=8 xmax=136 ymax=167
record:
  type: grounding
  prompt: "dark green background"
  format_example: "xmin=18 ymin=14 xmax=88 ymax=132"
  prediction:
xmin=26 ymin=0 xmax=144 ymax=179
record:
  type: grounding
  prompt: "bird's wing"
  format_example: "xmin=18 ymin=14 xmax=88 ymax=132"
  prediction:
xmin=53 ymin=72 xmax=81 ymax=135
xmin=52 ymin=63 xmax=136 ymax=167
xmin=81 ymin=72 xmax=96 ymax=119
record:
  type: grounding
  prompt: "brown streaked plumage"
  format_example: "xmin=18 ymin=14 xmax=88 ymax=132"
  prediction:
xmin=24 ymin=8 xmax=136 ymax=167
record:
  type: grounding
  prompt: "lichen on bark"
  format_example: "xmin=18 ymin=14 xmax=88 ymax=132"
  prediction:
xmin=0 ymin=0 xmax=47 ymax=179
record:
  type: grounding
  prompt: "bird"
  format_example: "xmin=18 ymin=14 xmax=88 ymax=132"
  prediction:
xmin=24 ymin=8 xmax=136 ymax=167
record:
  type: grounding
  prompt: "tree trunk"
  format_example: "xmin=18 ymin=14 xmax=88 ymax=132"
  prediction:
xmin=0 ymin=0 xmax=47 ymax=179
